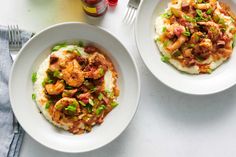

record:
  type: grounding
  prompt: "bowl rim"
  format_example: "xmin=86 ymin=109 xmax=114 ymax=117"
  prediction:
xmin=134 ymin=0 xmax=236 ymax=96
xmin=9 ymin=22 xmax=141 ymax=153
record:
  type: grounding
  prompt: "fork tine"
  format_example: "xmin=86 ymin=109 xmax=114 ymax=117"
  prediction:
xmin=16 ymin=25 xmax=21 ymax=47
xmin=123 ymin=7 xmax=132 ymax=23
xmin=127 ymin=7 xmax=136 ymax=24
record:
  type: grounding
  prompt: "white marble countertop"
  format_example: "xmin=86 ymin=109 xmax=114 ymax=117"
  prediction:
xmin=2 ymin=0 xmax=236 ymax=156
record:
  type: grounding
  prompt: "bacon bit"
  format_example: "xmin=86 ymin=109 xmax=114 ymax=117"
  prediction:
xmin=216 ymin=40 xmax=226 ymax=48
xmin=102 ymin=96 xmax=109 ymax=105
xmin=84 ymin=46 xmax=97 ymax=53
xmin=181 ymin=2 xmax=190 ymax=11
xmin=174 ymin=27 xmax=184 ymax=37
xmin=222 ymin=35 xmax=230 ymax=42
xmin=49 ymin=55 xmax=58 ymax=64
xmin=77 ymin=92 xmax=91 ymax=103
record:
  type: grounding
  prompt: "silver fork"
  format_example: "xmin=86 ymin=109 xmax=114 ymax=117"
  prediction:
xmin=8 ymin=25 xmax=22 ymax=52
xmin=123 ymin=0 xmax=141 ymax=24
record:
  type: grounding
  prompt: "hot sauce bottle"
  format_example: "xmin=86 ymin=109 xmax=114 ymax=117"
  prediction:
xmin=81 ymin=0 xmax=108 ymax=17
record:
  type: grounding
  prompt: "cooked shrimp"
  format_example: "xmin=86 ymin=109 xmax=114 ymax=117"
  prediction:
xmin=49 ymin=51 xmax=78 ymax=71
xmin=45 ymin=80 xmax=65 ymax=95
xmin=167 ymin=35 xmax=187 ymax=52
xmin=62 ymin=59 xmax=84 ymax=87
xmin=52 ymin=97 xmax=80 ymax=122
xmin=197 ymin=21 xmax=222 ymax=41
xmin=194 ymin=3 xmax=211 ymax=10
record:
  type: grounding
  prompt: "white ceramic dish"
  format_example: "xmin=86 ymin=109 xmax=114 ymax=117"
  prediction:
xmin=9 ymin=22 xmax=140 ymax=153
xmin=135 ymin=0 xmax=236 ymax=95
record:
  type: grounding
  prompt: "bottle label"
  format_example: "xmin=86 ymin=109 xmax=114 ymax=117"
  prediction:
xmin=82 ymin=0 xmax=107 ymax=15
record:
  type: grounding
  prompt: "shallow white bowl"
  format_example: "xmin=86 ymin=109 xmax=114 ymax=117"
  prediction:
xmin=135 ymin=0 xmax=236 ymax=95
xmin=9 ymin=22 xmax=140 ymax=153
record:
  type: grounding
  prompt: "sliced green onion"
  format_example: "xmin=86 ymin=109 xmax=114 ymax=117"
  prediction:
xmin=52 ymin=43 xmax=67 ymax=51
xmin=98 ymin=93 xmax=104 ymax=100
xmin=206 ymin=8 xmax=212 ymax=15
xmin=161 ymin=55 xmax=170 ymax=63
xmin=79 ymin=101 xmax=86 ymax=106
xmin=55 ymin=104 xmax=62 ymax=110
xmin=78 ymin=41 xmax=84 ymax=47
xmin=88 ymin=98 xmax=94 ymax=106
xmin=31 ymin=72 xmax=37 ymax=83
xmin=111 ymin=101 xmax=119 ymax=108
xmin=196 ymin=9 xmax=203 ymax=17
xmin=65 ymin=105 xmax=77 ymax=112
xmin=183 ymin=31 xmax=191 ymax=37
xmin=183 ymin=14 xmax=196 ymax=23
xmin=32 ymin=93 xmax=36 ymax=100
xmin=95 ymin=105 xmax=106 ymax=115
xmin=99 ymin=68 xmax=104 ymax=75
xmin=53 ymin=70 xmax=60 ymax=78
xmin=45 ymin=102 xmax=51 ymax=109
xmin=162 ymin=11 xmax=172 ymax=19
xmin=162 ymin=26 xmax=167 ymax=32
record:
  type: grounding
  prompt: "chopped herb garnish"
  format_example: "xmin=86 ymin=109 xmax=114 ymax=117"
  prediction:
xmin=172 ymin=50 xmax=182 ymax=57
xmin=105 ymin=89 xmax=114 ymax=98
xmin=183 ymin=31 xmax=191 ymax=37
xmin=31 ymin=72 xmax=37 ymax=83
xmin=196 ymin=9 xmax=203 ymax=17
xmin=163 ymin=40 xmax=171 ymax=47
xmin=55 ymin=104 xmax=62 ymax=110
xmin=162 ymin=11 xmax=172 ymax=19
xmin=85 ymin=104 xmax=93 ymax=113
xmin=99 ymin=68 xmax=104 ymax=75
xmin=32 ymin=93 xmax=36 ymax=100
xmin=161 ymin=55 xmax=170 ymax=63
xmin=111 ymin=101 xmax=119 ymax=108
xmin=52 ymin=43 xmax=67 ymax=51
xmin=98 ymin=93 xmax=104 ymax=100
xmin=188 ymin=44 xmax=195 ymax=48
xmin=78 ymin=41 xmax=84 ymax=47
xmin=183 ymin=14 xmax=196 ymax=23
xmin=53 ymin=70 xmax=60 ymax=78
xmin=162 ymin=26 xmax=167 ymax=32
xmin=65 ymin=85 xmax=73 ymax=90
xmin=45 ymin=102 xmax=51 ymax=109
xmin=95 ymin=105 xmax=106 ymax=115
xmin=65 ymin=105 xmax=77 ymax=112
xmin=79 ymin=101 xmax=86 ymax=106
xmin=206 ymin=8 xmax=212 ymax=15
xmin=88 ymin=98 xmax=94 ymax=106
xmin=155 ymin=37 xmax=161 ymax=43
xmin=197 ymin=0 xmax=203 ymax=3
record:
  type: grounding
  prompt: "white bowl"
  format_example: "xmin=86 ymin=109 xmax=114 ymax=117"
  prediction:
xmin=9 ymin=22 xmax=140 ymax=153
xmin=135 ymin=0 xmax=236 ymax=95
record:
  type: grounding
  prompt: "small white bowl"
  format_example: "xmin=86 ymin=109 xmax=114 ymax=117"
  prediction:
xmin=9 ymin=22 xmax=140 ymax=153
xmin=135 ymin=0 xmax=236 ymax=95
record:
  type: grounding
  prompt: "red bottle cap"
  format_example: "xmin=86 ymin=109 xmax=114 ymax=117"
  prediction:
xmin=107 ymin=0 xmax=118 ymax=6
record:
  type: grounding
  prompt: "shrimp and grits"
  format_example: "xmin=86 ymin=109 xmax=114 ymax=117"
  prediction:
xmin=155 ymin=0 xmax=236 ymax=74
xmin=32 ymin=43 xmax=119 ymax=134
